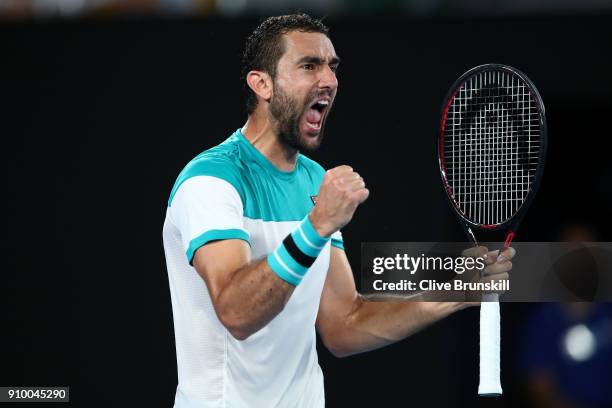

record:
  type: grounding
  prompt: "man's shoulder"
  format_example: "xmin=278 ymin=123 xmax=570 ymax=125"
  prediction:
xmin=297 ymin=153 xmax=326 ymax=180
xmin=168 ymin=131 xmax=246 ymax=206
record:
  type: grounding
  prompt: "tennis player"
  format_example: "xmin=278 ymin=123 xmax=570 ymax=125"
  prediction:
xmin=162 ymin=14 xmax=514 ymax=408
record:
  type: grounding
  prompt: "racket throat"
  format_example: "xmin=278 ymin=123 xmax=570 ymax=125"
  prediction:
xmin=467 ymin=226 xmax=479 ymax=246
xmin=503 ymin=231 xmax=516 ymax=248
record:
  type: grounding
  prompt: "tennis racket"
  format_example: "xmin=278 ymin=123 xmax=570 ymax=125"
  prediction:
xmin=437 ymin=64 xmax=547 ymax=396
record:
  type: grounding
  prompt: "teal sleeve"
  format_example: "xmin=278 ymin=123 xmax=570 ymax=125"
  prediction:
xmin=187 ymin=229 xmax=250 ymax=265
xmin=331 ymin=238 xmax=344 ymax=250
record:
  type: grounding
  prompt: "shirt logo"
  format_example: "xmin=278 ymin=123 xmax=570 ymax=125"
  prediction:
xmin=310 ymin=195 xmax=318 ymax=205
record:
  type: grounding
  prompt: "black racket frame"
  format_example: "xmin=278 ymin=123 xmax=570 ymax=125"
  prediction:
xmin=437 ymin=63 xmax=547 ymax=244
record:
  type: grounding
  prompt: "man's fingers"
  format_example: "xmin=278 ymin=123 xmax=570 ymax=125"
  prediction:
xmin=330 ymin=165 xmax=353 ymax=173
xmin=462 ymin=246 xmax=489 ymax=259
xmin=350 ymin=188 xmax=369 ymax=204
xmin=339 ymin=172 xmax=362 ymax=185
xmin=484 ymin=249 xmax=500 ymax=265
xmin=483 ymin=246 xmax=516 ymax=265
xmin=347 ymin=177 xmax=365 ymax=191
xmin=484 ymin=260 xmax=512 ymax=276
xmin=497 ymin=246 xmax=516 ymax=263
xmin=327 ymin=165 xmax=354 ymax=178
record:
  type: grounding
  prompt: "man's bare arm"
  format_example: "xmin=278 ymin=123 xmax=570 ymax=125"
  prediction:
xmin=193 ymin=240 xmax=294 ymax=340
xmin=193 ymin=165 xmax=369 ymax=341
xmin=316 ymin=246 xmax=513 ymax=357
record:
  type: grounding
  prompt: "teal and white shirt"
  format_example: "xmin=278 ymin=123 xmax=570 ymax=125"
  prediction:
xmin=163 ymin=129 xmax=343 ymax=408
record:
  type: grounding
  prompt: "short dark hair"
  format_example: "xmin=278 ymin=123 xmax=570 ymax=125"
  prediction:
xmin=241 ymin=14 xmax=330 ymax=114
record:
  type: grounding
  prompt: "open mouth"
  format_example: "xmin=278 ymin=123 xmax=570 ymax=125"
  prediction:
xmin=304 ymin=99 xmax=330 ymax=132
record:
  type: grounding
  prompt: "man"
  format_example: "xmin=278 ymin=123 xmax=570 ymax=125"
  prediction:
xmin=162 ymin=14 xmax=514 ymax=407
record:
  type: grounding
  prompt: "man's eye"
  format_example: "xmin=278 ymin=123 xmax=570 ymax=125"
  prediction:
xmin=330 ymin=65 xmax=339 ymax=73
xmin=303 ymin=64 xmax=315 ymax=71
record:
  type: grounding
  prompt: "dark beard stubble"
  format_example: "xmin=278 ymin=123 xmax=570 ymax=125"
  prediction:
xmin=269 ymin=82 xmax=326 ymax=153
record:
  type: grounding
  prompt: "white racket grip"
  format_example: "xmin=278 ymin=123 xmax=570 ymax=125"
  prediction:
xmin=478 ymin=294 xmax=502 ymax=396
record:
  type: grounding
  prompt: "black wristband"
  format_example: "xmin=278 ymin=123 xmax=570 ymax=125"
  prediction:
xmin=282 ymin=234 xmax=317 ymax=268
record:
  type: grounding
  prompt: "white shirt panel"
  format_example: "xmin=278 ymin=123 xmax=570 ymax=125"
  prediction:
xmin=169 ymin=176 xmax=248 ymax=260
xmin=164 ymin=206 xmax=329 ymax=408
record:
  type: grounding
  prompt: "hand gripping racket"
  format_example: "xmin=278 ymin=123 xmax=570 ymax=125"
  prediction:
xmin=437 ymin=64 xmax=547 ymax=396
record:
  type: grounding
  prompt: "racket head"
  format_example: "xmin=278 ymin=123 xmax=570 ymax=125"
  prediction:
xmin=437 ymin=64 xmax=547 ymax=233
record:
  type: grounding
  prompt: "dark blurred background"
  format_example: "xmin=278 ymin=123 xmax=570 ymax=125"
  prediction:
xmin=2 ymin=1 xmax=612 ymax=407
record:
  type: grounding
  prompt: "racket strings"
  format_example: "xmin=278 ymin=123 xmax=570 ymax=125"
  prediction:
xmin=443 ymin=70 xmax=542 ymax=226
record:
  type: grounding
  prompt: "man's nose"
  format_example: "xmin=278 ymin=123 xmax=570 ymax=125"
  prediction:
xmin=318 ymin=65 xmax=338 ymax=89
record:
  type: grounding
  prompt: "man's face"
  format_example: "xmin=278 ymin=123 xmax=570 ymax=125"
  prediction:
xmin=269 ymin=31 xmax=339 ymax=153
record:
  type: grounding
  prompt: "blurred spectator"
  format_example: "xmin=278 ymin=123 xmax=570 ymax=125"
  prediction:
xmin=517 ymin=303 xmax=612 ymax=408
xmin=516 ymin=224 xmax=612 ymax=408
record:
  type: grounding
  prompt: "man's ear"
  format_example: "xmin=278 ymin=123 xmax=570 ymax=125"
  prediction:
xmin=246 ymin=70 xmax=273 ymax=103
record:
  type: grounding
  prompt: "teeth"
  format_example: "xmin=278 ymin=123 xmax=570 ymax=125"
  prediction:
xmin=318 ymin=100 xmax=329 ymax=106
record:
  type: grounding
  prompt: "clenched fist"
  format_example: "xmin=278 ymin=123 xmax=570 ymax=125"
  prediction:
xmin=309 ymin=165 xmax=369 ymax=237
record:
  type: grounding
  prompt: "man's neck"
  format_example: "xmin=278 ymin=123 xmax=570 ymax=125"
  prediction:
xmin=242 ymin=113 xmax=298 ymax=172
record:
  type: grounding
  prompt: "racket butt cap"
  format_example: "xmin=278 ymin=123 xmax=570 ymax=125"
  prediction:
xmin=479 ymin=392 xmax=502 ymax=398
xmin=478 ymin=383 xmax=503 ymax=397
